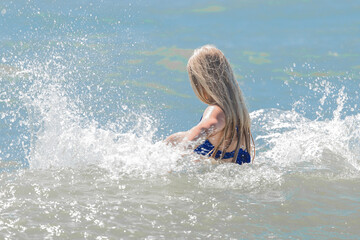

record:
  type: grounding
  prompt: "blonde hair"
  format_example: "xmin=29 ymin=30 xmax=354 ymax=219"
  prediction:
xmin=187 ymin=45 xmax=255 ymax=162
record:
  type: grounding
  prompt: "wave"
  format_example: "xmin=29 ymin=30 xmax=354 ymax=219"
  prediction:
xmin=1 ymin=57 xmax=359 ymax=191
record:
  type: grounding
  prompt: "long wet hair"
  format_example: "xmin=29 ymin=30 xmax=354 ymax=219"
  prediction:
xmin=187 ymin=45 xmax=255 ymax=162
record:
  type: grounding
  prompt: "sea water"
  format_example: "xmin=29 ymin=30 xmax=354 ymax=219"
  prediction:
xmin=1 ymin=0 xmax=360 ymax=239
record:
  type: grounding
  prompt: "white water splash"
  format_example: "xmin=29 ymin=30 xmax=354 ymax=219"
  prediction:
xmin=2 ymin=57 xmax=360 ymax=188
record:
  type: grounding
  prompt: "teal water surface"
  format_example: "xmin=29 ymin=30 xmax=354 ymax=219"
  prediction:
xmin=1 ymin=0 xmax=360 ymax=239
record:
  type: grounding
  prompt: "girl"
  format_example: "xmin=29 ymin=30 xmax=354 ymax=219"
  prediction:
xmin=165 ymin=45 xmax=255 ymax=165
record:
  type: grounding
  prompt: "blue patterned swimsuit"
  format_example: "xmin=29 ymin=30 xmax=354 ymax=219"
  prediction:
xmin=194 ymin=139 xmax=251 ymax=165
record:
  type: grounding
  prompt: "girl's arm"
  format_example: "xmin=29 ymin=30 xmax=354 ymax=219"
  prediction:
xmin=165 ymin=105 xmax=225 ymax=148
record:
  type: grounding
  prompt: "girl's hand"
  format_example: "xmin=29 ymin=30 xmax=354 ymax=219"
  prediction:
xmin=165 ymin=132 xmax=187 ymax=146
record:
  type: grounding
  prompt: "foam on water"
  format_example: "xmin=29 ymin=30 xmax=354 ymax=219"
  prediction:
xmin=254 ymin=109 xmax=360 ymax=173
xmin=1 ymin=55 xmax=359 ymax=191
xmin=15 ymin=61 xmax=179 ymax=175
xmin=2 ymin=1 xmax=360 ymax=238
xmin=0 ymin=0 xmax=358 ymax=193
xmin=255 ymin=71 xmax=360 ymax=177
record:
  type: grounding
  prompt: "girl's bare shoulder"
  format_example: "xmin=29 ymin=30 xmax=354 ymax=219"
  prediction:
xmin=201 ymin=105 xmax=226 ymax=130
xmin=203 ymin=105 xmax=225 ymax=119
